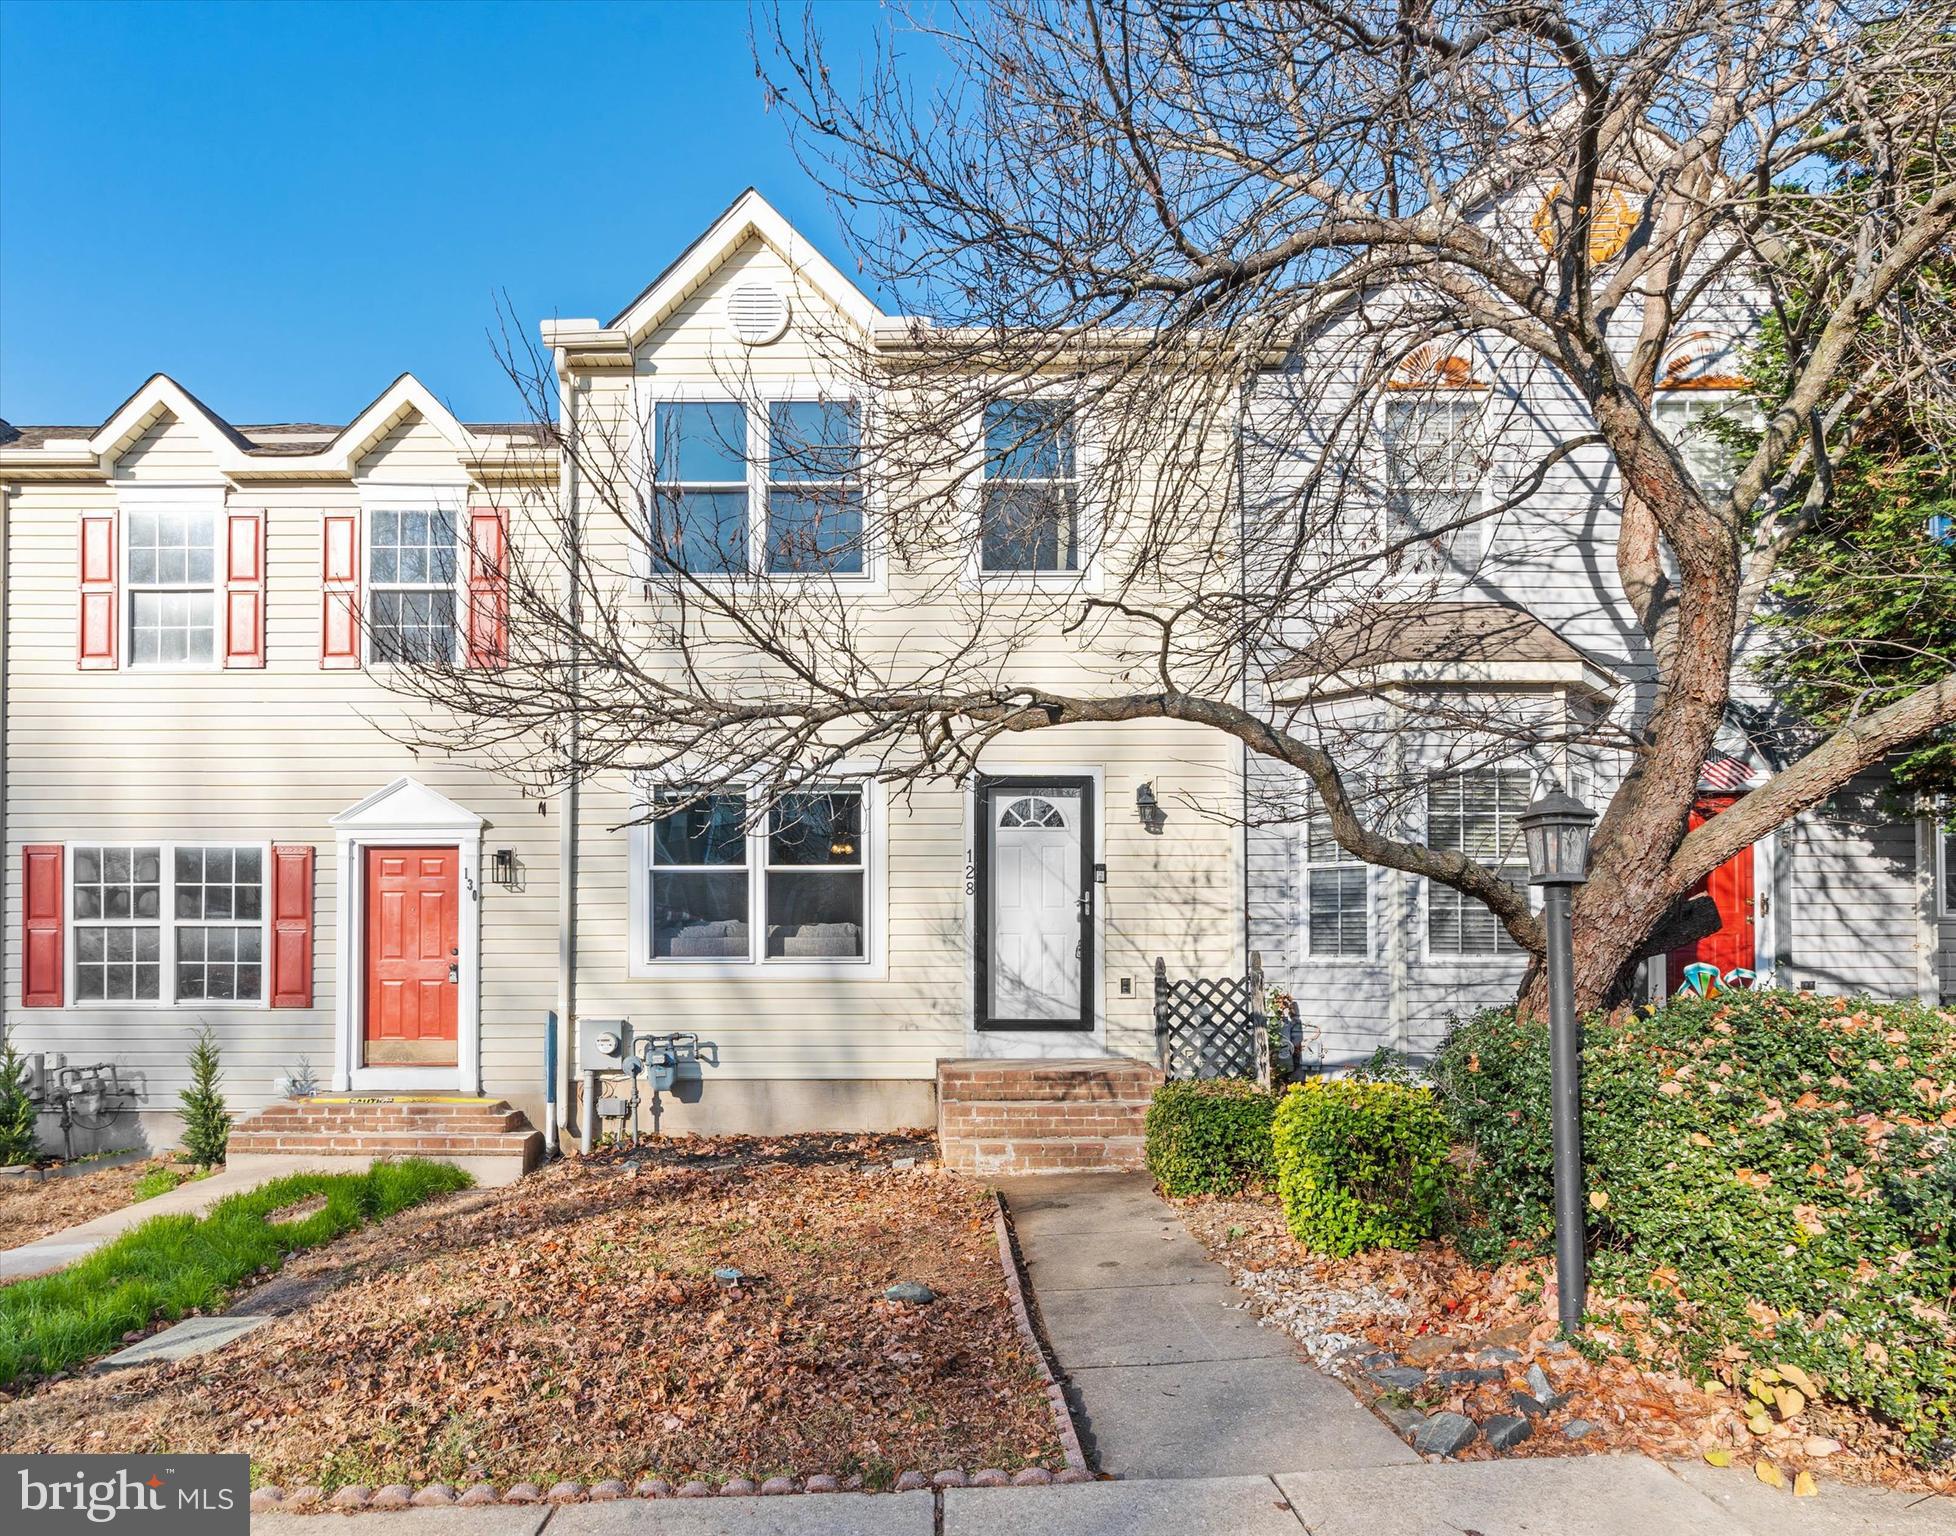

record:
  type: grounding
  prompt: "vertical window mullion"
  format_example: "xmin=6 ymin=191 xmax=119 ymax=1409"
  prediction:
xmin=161 ymin=843 xmax=177 ymax=1009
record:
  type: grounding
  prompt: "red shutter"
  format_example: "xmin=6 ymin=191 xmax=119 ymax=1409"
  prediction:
xmin=268 ymin=844 xmax=314 ymax=1008
xmin=223 ymin=510 xmax=266 ymax=669
xmin=78 ymin=514 xmax=118 ymax=669
xmin=320 ymin=514 xmax=360 ymax=668
xmin=465 ymin=506 xmax=508 ymax=669
xmin=21 ymin=845 xmax=63 ymax=1007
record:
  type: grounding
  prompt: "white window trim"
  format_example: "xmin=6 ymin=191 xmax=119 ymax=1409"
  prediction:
xmin=63 ymin=838 xmax=273 ymax=1010
xmin=626 ymin=773 xmax=888 ymax=980
xmin=1376 ymin=392 xmax=1495 ymax=583
xmin=963 ymin=386 xmax=1105 ymax=592
xmin=1302 ymin=818 xmax=1374 ymax=963
xmin=115 ymin=484 xmax=227 ymax=674
xmin=627 ymin=380 xmax=886 ymax=592
xmin=1419 ymin=767 xmax=1536 ymax=965
xmin=357 ymin=485 xmax=471 ymax=669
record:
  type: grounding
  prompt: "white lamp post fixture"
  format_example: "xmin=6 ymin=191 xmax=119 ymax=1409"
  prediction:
xmin=1518 ymin=783 xmax=1597 ymax=1336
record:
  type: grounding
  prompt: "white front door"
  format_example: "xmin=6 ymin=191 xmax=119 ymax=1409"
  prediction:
xmin=982 ymin=779 xmax=1091 ymax=1028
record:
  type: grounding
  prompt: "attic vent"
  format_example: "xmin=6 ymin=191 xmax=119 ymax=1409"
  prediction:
xmin=726 ymin=284 xmax=791 ymax=346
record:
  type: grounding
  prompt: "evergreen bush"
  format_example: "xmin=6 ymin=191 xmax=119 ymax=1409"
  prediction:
xmin=178 ymin=1026 xmax=233 ymax=1168
xmin=1144 ymin=1078 xmax=1278 ymax=1196
xmin=0 ymin=1040 xmax=39 ymax=1166
xmin=1271 ymin=1078 xmax=1450 ymax=1256
xmin=1433 ymin=992 xmax=1956 ymax=1462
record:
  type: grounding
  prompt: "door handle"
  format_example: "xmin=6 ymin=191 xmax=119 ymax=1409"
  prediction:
xmin=447 ymin=963 xmax=459 ymax=984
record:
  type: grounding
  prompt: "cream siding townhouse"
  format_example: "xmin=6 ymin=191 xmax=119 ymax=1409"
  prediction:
xmin=1 ymin=193 xmax=1245 ymax=1170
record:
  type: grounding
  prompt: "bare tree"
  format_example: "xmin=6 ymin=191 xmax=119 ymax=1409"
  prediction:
xmin=390 ymin=0 xmax=1956 ymax=1015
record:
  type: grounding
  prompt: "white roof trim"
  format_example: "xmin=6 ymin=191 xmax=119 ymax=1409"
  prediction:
xmin=329 ymin=776 xmax=486 ymax=833
xmin=1277 ymin=656 xmax=1622 ymax=706
xmin=608 ymin=189 xmax=887 ymax=347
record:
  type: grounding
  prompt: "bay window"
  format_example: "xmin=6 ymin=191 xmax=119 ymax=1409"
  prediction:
xmin=71 ymin=842 xmax=267 ymax=1004
xmin=1425 ymin=769 xmax=1531 ymax=956
xmin=1304 ymin=798 xmax=1369 ymax=958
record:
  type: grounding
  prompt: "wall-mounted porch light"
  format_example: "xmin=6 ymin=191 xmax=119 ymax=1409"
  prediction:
xmin=492 ymin=848 xmax=517 ymax=887
xmin=1136 ymin=781 xmax=1167 ymax=835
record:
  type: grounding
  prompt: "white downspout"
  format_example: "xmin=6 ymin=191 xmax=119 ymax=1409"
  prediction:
xmin=554 ymin=356 xmax=579 ymax=1144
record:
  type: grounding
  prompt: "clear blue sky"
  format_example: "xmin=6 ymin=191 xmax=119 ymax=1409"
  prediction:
xmin=0 ymin=0 xmax=887 ymax=426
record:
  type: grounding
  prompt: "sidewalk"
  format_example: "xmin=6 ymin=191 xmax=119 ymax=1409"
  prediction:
xmin=997 ymin=1172 xmax=1416 ymax=1478
xmin=243 ymin=1460 xmax=1956 ymax=1535
xmin=0 ymin=1156 xmax=321 ymax=1279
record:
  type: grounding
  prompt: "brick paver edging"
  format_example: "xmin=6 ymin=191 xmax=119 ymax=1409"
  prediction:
xmin=990 ymin=1190 xmax=1091 ymax=1475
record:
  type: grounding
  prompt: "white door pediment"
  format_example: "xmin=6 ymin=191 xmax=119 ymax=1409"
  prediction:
xmin=330 ymin=776 xmax=485 ymax=835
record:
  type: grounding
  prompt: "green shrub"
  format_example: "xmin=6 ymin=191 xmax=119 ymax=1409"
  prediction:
xmin=0 ymin=1158 xmax=472 ymax=1383
xmin=1144 ymin=1079 xmax=1278 ymax=1196
xmin=0 ymin=1040 xmax=39 ymax=1166
xmin=1271 ymin=1078 xmax=1450 ymax=1256
xmin=1433 ymin=992 xmax=1956 ymax=1463
xmin=178 ymin=1026 xmax=233 ymax=1168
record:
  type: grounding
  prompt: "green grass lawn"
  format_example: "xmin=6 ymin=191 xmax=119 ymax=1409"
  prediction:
xmin=0 ymin=1159 xmax=471 ymax=1384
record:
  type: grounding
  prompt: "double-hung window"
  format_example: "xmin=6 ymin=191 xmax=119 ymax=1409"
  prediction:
xmin=1425 ymin=769 xmax=1531 ymax=956
xmin=644 ymin=785 xmax=870 ymax=966
xmin=70 ymin=842 xmax=266 ymax=1004
xmin=767 ymin=401 xmax=863 ymax=574
xmin=1304 ymin=797 xmax=1369 ymax=958
xmin=1381 ymin=398 xmax=1485 ymax=572
xmin=368 ymin=509 xmax=459 ymax=663
xmin=127 ymin=511 xmax=218 ymax=666
xmin=980 ymin=399 xmax=1079 ymax=573
xmin=650 ymin=399 xmax=865 ymax=577
xmin=652 ymin=402 xmax=749 ymax=574
xmin=1653 ymin=394 xmax=1740 ymax=497
xmin=1941 ymin=822 xmax=1955 ymax=919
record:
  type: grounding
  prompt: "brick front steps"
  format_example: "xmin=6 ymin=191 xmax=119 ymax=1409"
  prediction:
xmin=937 ymin=1058 xmax=1163 ymax=1176
xmin=228 ymin=1096 xmax=543 ymax=1187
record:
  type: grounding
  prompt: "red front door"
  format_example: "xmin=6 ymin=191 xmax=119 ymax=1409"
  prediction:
xmin=1667 ymin=795 xmax=1755 ymax=993
xmin=365 ymin=846 xmax=460 ymax=1066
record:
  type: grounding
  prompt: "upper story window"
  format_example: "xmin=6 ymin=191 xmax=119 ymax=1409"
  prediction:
xmin=1425 ymin=768 xmax=1531 ymax=957
xmin=767 ymin=401 xmax=862 ymax=574
xmin=1304 ymin=796 xmax=1369 ymax=959
xmin=71 ymin=842 xmax=265 ymax=1004
xmin=368 ymin=509 xmax=459 ymax=663
xmin=980 ymin=399 xmax=1078 ymax=573
xmin=127 ymin=511 xmax=218 ymax=666
xmin=653 ymin=402 xmax=749 ymax=574
xmin=649 ymin=398 xmax=865 ymax=578
xmin=1381 ymin=398 xmax=1485 ymax=573
xmin=1653 ymin=394 xmax=1742 ymax=497
xmin=643 ymin=784 xmax=871 ymax=967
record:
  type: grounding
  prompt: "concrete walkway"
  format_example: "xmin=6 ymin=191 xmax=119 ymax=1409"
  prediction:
xmin=997 ymin=1173 xmax=1419 ymax=1479
xmin=0 ymin=1156 xmax=322 ymax=1280
xmin=243 ymin=1462 xmax=1956 ymax=1535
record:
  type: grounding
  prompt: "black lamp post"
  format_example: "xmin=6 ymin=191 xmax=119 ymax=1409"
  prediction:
xmin=1518 ymin=783 xmax=1597 ymax=1337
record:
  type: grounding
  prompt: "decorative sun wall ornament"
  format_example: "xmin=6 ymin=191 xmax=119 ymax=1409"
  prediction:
xmin=1387 ymin=342 xmax=1489 ymax=391
xmin=1532 ymin=181 xmax=1640 ymax=265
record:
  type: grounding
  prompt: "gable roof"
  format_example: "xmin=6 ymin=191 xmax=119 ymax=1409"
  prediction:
xmin=605 ymin=187 xmax=889 ymax=346
xmin=1 ymin=373 xmax=555 ymax=482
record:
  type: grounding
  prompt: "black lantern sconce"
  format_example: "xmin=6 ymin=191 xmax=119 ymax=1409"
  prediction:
xmin=1136 ymin=781 xmax=1167 ymax=835
xmin=492 ymin=848 xmax=517 ymax=887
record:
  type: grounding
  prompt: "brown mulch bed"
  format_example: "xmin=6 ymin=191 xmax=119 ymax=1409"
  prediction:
xmin=1178 ymin=1193 xmax=1956 ymax=1499
xmin=0 ymin=1159 xmax=177 ymax=1249
xmin=0 ymin=1132 xmax=1063 ymax=1490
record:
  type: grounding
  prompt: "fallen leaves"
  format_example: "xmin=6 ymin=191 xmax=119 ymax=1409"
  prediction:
xmin=0 ymin=1132 xmax=1063 ymax=1489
